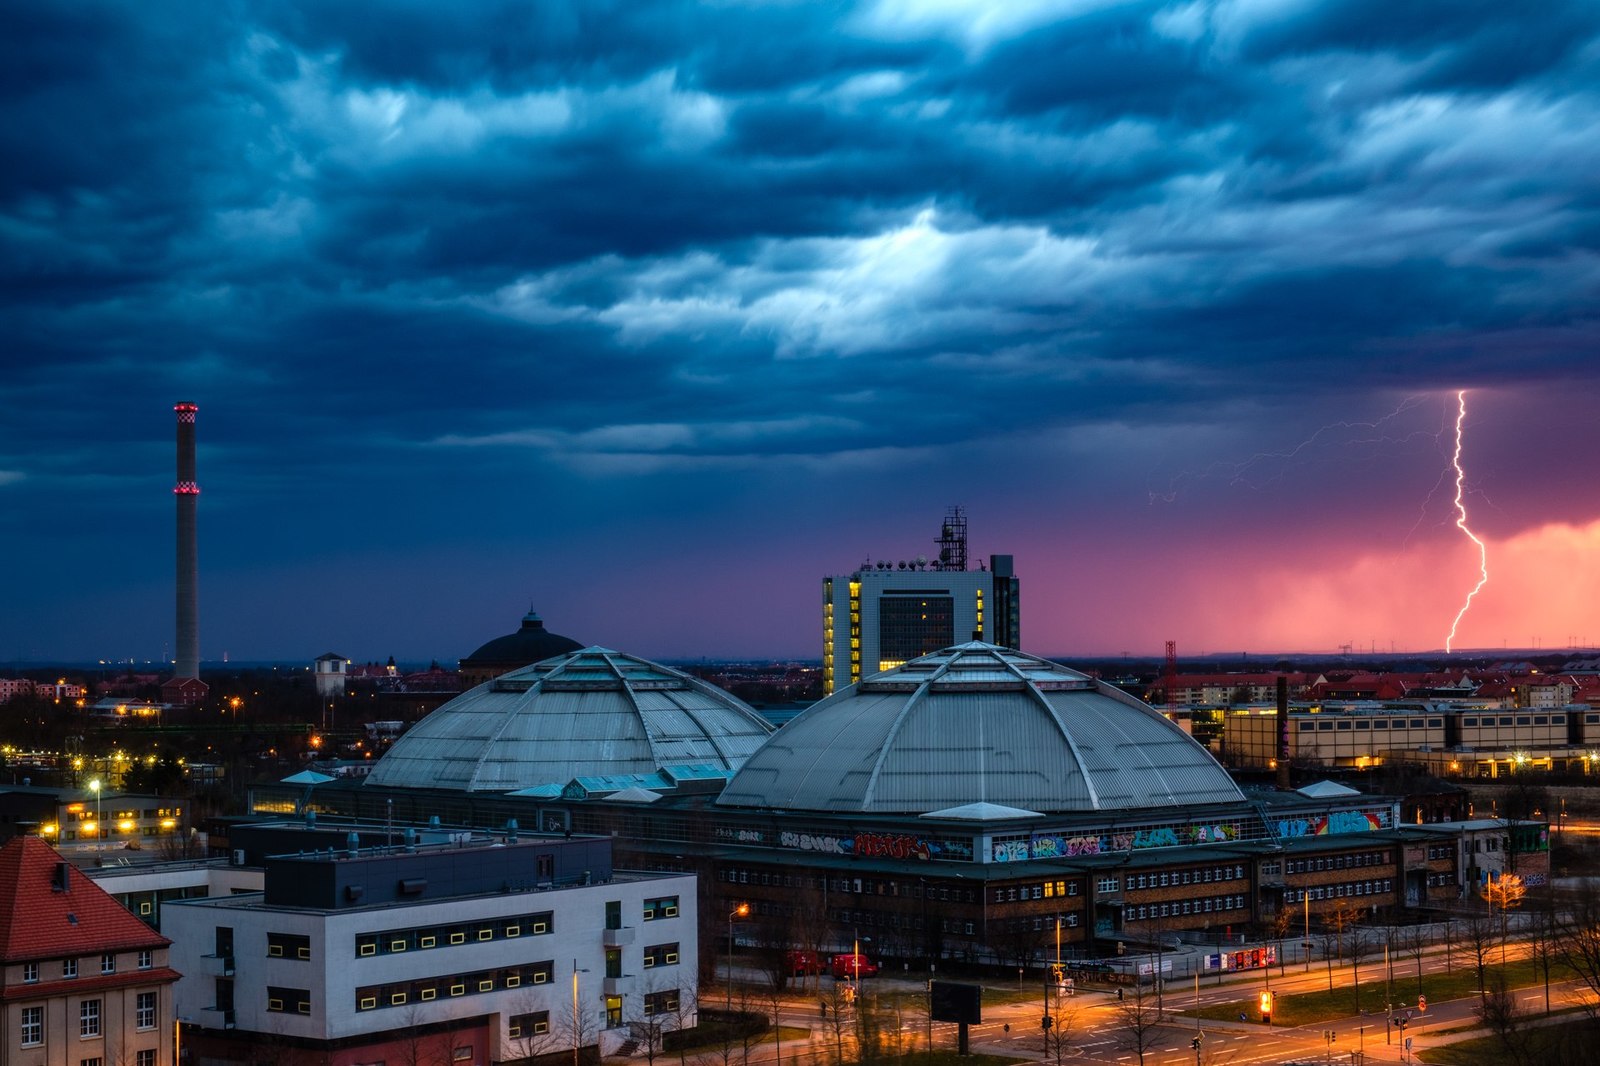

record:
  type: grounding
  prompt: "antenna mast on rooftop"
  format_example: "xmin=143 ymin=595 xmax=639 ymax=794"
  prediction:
xmin=936 ymin=506 xmax=968 ymax=571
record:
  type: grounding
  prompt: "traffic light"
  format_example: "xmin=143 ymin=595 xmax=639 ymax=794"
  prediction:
xmin=1259 ymin=990 xmax=1274 ymax=1023
xmin=1042 ymin=1015 xmax=1053 ymax=1031
xmin=1418 ymin=994 xmax=1427 ymax=1012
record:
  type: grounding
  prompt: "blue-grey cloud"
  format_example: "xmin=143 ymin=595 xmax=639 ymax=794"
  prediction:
xmin=4 ymin=0 xmax=1600 ymax=660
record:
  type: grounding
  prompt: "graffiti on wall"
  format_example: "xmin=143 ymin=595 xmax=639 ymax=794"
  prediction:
xmin=775 ymin=829 xmax=972 ymax=861
xmin=1274 ymin=808 xmax=1391 ymax=839
xmin=991 ymin=822 xmax=1244 ymax=862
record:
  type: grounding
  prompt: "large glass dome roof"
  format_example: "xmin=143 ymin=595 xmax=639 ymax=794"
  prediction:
xmin=717 ymin=643 xmax=1244 ymax=815
xmin=367 ymin=647 xmax=774 ymax=793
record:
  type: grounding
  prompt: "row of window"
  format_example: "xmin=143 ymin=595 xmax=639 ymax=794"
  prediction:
xmin=642 ymin=942 xmax=679 ymax=968
xmin=355 ymin=911 xmax=555 ymax=957
xmin=1426 ymin=873 xmax=1455 ymax=888
xmin=1283 ymin=878 xmax=1395 ymax=904
xmin=995 ymin=882 xmax=1080 ymax=903
xmin=509 ymin=1011 xmax=550 ymax=1038
xmin=1297 ymin=718 xmax=1442 ymax=731
xmin=1124 ymin=865 xmax=1246 ymax=892
xmin=356 ymin=961 xmax=557 ymax=1011
xmin=1427 ymin=844 xmax=1454 ymax=861
xmin=1285 ymin=851 xmax=1390 ymax=874
xmin=21 ymin=994 xmax=155 ymax=1044
xmin=719 ymin=868 xmax=980 ymax=904
xmin=822 ymin=907 xmax=977 ymax=936
xmin=1462 ymin=715 xmax=1566 ymax=727
xmin=1125 ymin=895 xmax=1247 ymax=922
xmin=1005 ymin=913 xmax=1081 ymax=931
xmin=21 ymin=951 xmax=154 ymax=983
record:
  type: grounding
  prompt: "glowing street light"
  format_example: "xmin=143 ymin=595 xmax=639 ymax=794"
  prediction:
xmin=87 ymin=778 xmax=102 ymax=852
xmin=727 ymin=902 xmax=750 ymax=1010
xmin=571 ymin=959 xmax=590 ymax=1066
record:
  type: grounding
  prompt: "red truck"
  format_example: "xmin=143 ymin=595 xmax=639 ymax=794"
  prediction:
xmin=830 ymin=953 xmax=878 ymax=980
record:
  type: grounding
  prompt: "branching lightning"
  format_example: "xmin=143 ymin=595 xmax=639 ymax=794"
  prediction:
xmin=1148 ymin=395 xmax=1435 ymax=504
xmin=1445 ymin=389 xmax=1488 ymax=653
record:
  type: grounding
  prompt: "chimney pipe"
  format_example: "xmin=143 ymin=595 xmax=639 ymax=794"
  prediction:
xmin=1276 ymin=676 xmax=1292 ymax=790
xmin=174 ymin=402 xmax=201 ymax=679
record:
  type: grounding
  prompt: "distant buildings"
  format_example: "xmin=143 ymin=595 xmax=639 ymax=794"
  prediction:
xmin=0 ymin=678 xmax=86 ymax=704
xmin=0 ymin=835 xmax=179 ymax=1066
xmin=822 ymin=509 xmax=1019 ymax=694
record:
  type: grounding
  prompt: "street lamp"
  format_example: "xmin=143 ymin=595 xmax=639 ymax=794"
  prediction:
xmin=727 ymin=903 xmax=749 ymax=1011
xmin=571 ymin=959 xmax=590 ymax=1066
xmin=87 ymin=778 xmax=102 ymax=852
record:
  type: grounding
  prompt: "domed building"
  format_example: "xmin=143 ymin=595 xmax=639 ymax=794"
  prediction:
xmin=719 ymin=642 xmax=1244 ymax=815
xmin=366 ymin=646 xmax=775 ymax=793
xmin=270 ymin=642 xmax=1447 ymax=969
xmin=458 ymin=608 xmax=583 ymax=686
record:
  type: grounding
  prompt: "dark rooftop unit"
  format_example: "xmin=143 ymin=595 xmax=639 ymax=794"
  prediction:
xmin=229 ymin=820 xmax=612 ymax=910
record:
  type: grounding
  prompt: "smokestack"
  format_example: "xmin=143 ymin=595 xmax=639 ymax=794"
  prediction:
xmin=174 ymin=402 xmax=200 ymax=679
xmin=1275 ymin=676 xmax=1291 ymax=790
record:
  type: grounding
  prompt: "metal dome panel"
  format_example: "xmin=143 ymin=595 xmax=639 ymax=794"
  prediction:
xmin=718 ymin=643 xmax=1244 ymax=814
xmin=367 ymin=647 xmax=774 ymax=792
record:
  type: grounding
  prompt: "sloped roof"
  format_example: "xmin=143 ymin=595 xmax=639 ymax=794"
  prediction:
xmin=921 ymin=801 xmax=1044 ymax=821
xmin=0 ymin=836 xmax=169 ymax=963
xmin=368 ymin=647 xmax=774 ymax=792
xmin=719 ymin=643 xmax=1245 ymax=815
xmin=1297 ymin=780 xmax=1362 ymax=798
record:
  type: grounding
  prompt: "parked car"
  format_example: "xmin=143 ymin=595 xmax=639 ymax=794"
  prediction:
xmin=831 ymin=953 xmax=878 ymax=979
xmin=787 ymin=950 xmax=822 ymax=976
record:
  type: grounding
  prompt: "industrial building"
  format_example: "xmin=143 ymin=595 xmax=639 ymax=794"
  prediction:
xmin=1225 ymin=702 xmax=1600 ymax=777
xmin=822 ymin=508 xmax=1019 ymax=694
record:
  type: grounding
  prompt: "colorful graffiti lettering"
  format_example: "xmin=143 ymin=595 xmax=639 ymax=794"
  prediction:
xmin=779 ymin=831 xmax=852 ymax=855
xmin=1132 ymin=828 xmax=1179 ymax=849
xmin=854 ymin=832 xmax=932 ymax=861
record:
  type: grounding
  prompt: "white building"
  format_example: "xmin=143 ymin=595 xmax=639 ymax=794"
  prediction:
xmin=822 ymin=511 xmax=1019 ymax=694
xmin=313 ymin=653 xmax=348 ymax=698
xmin=163 ymin=822 xmax=697 ymax=1066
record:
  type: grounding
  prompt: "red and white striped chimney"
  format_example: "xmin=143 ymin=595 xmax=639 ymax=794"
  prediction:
xmin=174 ymin=402 xmax=200 ymax=678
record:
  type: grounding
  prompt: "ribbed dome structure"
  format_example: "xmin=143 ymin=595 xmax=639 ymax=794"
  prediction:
xmin=717 ymin=642 xmax=1244 ymax=814
xmin=368 ymin=647 xmax=774 ymax=793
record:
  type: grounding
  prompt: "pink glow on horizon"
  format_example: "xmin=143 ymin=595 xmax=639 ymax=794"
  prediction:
xmin=1027 ymin=518 xmax=1600 ymax=657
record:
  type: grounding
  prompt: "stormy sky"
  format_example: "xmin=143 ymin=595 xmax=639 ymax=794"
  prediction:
xmin=4 ymin=1 xmax=1599 ymax=665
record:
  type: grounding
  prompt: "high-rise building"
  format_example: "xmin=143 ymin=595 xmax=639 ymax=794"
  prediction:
xmin=822 ymin=509 xmax=1019 ymax=694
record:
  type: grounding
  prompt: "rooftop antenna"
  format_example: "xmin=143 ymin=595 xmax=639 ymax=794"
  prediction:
xmin=935 ymin=506 xmax=968 ymax=571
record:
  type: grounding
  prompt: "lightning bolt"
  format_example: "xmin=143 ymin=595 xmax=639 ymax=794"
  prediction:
xmin=1444 ymin=389 xmax=1488 ymax=654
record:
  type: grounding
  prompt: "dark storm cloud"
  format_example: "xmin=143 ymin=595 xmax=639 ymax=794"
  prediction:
xmin=5 ymin=0 xmax=1600 ymax=659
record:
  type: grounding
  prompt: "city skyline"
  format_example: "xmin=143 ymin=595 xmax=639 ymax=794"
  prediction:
xmin=4 ymin=3 xmax=1600 ymax=663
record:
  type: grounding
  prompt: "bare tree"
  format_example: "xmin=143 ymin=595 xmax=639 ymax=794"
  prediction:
xmin=1346 ymin=925 xmax=1373 ymax=1015
xmin=1475 ymin=972 xmax=1533 ymax=1066
xmin=1400 ymin=922 xmax=1429 ymax=999
xmin=1560 ymin=882 xmax=1600 ymax=1019
xmin=1459 ymin=908 xmax=1498 ymax=1007
xmin=1114 ymin=980 xmax=1166 ymax=1066
xmin=820 ymin=979 xmax=856 ymax=1066
xmin=1043 ymin=984 xmax=1079 ymax=1066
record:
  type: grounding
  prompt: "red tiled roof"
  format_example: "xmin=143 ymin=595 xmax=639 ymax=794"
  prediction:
xmin=0 ymin=837 xmax=169 ymax=964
